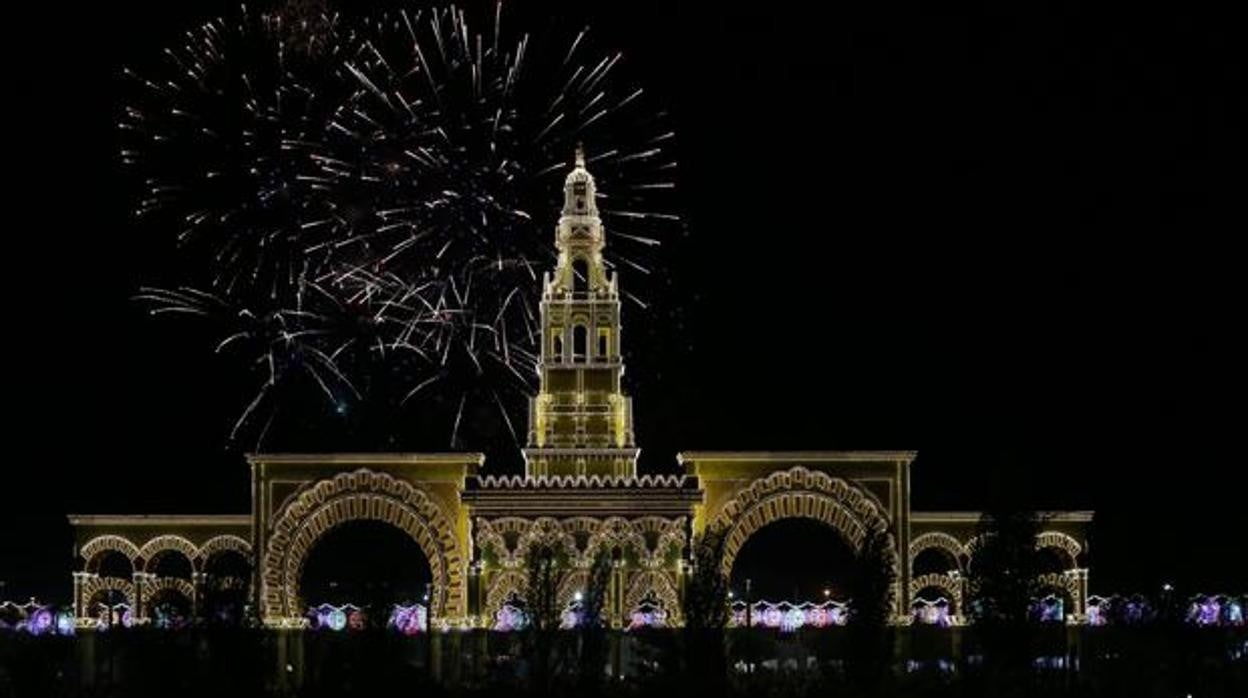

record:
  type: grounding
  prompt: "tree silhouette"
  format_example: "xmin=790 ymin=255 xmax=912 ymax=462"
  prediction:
xmin=524 ymin=543 xmax=561 ymax=693
xmin=681 ymin=531 xmax=729 ymax=697
xmin=577 ymin=551 xmax=613 ymax=695
xmin=967 ymin=506 xmax=1046 ymax=672
xmin=847 ymin=526 xmax=898 ymax=688
xmin=850 ymin=526 xmax=898 ymax=628
xmin=682 ymin=531 xmax=729 ymax=632
xmin=967 ymin=509 xmax=1045 ymax=627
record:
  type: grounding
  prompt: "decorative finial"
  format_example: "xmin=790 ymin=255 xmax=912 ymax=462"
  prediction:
xmin=574 ymin=142 xmax=585 ymax=168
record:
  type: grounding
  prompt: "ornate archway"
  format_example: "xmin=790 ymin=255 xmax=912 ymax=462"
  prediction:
xmin=475 ymin=517 xmax=532 ymax=569
xmin=81 ymin=535 xmax=139 ymax=572
xmin=557 ymin=570 xmax=590 ymax=610
xmin=261 ymin=469 xmax=466 ymax=622
xmin=515 ymin=517 xmax=576 ymax=562
xmin=1035 ymin=572 xmax=1080 ymax=598
xmin=1035 ymin=531 xmax=1082 ymax=568
xmin=143 ymin=577 xmax=196 ymax=617
xmin=909 ymin=573 xmax=963 ymax=612
xmin=586 ymin=516 xmax=646 ymax=562
xmin=633 ymin=516 xmax=686 ymax=568
xmin=559 ymin=517 xmax=604 ymax=567
xmin=197 ymin=535 xmax=252 ymax=566
xmin=966 ymin=531 xmax=1084 ymax=571
xmin=484 ymin=569 xmax=529 ymax=624
xmin=709 ymin=467 xmax=897 ymax=578
xmin=82 ymin=576 xmax=136 ymax=609
xmin=138 ymin=535 xmax=199 ymax=573
xmin=909 ymin=532 xmax=968 ymax=572
xmin=624 ymin=569 xmax=681 ymax=623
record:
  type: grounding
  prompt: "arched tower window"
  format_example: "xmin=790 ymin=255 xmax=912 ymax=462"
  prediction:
xmin=598 ymin=328 xmax=610 ymax=359
xmin=572 ymin=257 xmax=590 ymax=294
xmin=552 ymin=328 xmax=564 ymax=361
xmin=572 ymin=325 xmax=588 ymax=363
xmin=573 ymin=182 xmax=587 ymax=212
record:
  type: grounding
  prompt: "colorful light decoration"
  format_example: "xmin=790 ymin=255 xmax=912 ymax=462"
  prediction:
xmin=911 ymin=598 xmax=953 ymax=626
xmin=1086 ymin=597 xmax=1108 ymax=626
xmin=55 ymin=611 xmax=76 ymax=636
xmin=324 ymin=611 xmax=349 ymax=634
xmin=1227 ymin=599 xmax=1244 ymax=626
xmin=1031 ymin=595 xmax=1066 ymax=623
xmin=151 ymin=602 xmax=191 ymax=630
xmin=1086 ymin=595 xmax=1156 ymax=626
xmin=1 ymin=605 xmax=76 ymax=636
xmin=27 ymin=608 xmax=55 ymax=635
xmin=307 ymin=603 xmax=359 ymax=631
xmin=1124 ymin=597 xmax=1153 ymax=624
xmin=90 ymin=603 xmax=135 ymax=630
xmin=3 ymin=589 xmax=1239 ymax=635
xmin=1088 ymin=594 xmax=1248 ymax=628
xmin=1185 ymin=595 xmax=1245 ymax=627
xmin=494 ymin=603 xmax=529 ymax=632
xmin=781 ymin=608 xmax=806 ymax=632
xmin=1192 ymin=598 xmax=1221 ymax=626
xmin=326 ymin=609 xmax=347 ymax=631
xmin=761 ymin=606 xmax=782 ymax=628
xmin=560 ymin=605 xmax=583 ymax=630
xmin=728 ymin=600 xmax=849 ymax=630
xmin=388 ymin=604 xmax=428 ymax=635
xmin=305 ymin=603 xmax=440 ymax=632
xmin=627 ymin=601 xmax=668 ymax=630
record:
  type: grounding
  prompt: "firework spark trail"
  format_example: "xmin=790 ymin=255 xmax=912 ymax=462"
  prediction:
xmin=137 ymin=283 xmax=365 ymax=441
xmin=120 ymin=8 xmax=361 ymax=302
xmin=127 ymin=1 xmax=680 ymax=449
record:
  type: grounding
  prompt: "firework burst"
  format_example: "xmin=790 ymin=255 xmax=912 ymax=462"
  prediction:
xmin=127 ymin=2 xmax=680 ymax=452
xmin=119 ymin=5 xmax=359 ymax=299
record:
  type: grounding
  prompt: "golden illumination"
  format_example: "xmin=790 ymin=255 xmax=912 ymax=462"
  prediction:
xmin=63 ymin=151 xmax=1095 ymax=631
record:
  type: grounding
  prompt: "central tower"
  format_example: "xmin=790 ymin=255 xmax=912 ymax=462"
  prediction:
xmin=523 ymin=146 xmax=639 ymax=477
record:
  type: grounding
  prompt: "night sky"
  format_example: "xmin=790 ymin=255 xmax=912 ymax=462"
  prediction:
xmin=3 ymin=1 xmax=1244 ymax=603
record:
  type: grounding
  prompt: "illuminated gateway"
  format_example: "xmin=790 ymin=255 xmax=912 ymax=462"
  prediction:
xmin=67 ymin=149 xmax=1092 ymax=630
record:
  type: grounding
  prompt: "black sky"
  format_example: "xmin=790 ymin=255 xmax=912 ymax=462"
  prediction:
xmin=2 ymin=1 xmax=1245 ymax=602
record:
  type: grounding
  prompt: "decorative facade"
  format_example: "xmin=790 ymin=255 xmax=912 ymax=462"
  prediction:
xmin=66 ymin=149 xmax=1093 ymax=629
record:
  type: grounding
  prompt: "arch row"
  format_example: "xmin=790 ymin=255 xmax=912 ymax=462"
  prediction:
xmin=262 ymin=468 xmax=466 ymax=622
xmin=474 ymin=517 xmax=530 ymax=568
xmin=962 ymin=530 xmax=1083 ymax=571
xmin=81 ymin=535 xmax=140 ymax=564
xmin=475 ymin=515 xmax=686 ymax=570
xmin=80 ymin=533 xmax=253 ymax=576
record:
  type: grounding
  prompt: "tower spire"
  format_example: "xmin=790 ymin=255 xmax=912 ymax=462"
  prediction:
xmin=523 ymin=145 xmax=638 ymax=478
xmin=561 ymin=143 xmax=599 ymax=220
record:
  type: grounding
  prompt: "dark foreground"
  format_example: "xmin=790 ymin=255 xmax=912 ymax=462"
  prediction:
xmin=3 ymin=626 xmax=1246 ymax=698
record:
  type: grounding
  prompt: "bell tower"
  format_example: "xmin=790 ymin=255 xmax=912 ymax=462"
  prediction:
xmin=523 ymin=146 xmax=639 ymax=477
